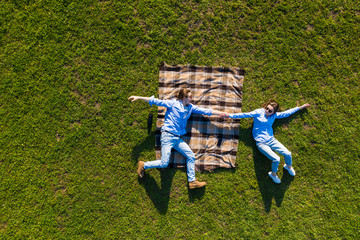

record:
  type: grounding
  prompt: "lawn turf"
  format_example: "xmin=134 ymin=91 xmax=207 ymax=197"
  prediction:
xmin=0 ymin=0 xmax=359 ymax=239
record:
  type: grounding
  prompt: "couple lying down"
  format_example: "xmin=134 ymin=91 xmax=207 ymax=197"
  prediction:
xmin=128 ymin=88 xmax=310 ymax=189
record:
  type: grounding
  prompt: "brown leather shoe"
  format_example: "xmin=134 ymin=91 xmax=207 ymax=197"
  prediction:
xmin=137 ymin=161 xmax=145 ymax=178
xmin=189 ymin=180 xmax=206 ymax=189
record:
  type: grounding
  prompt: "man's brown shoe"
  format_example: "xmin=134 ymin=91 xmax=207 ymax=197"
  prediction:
xmin=189 ymin=180 xmax=206 ymax=189
xmin=137 ymin=161 xmax=145 ymax=178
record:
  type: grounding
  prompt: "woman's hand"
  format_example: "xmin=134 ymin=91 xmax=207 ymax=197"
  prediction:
xmin=299 ymin=103 xmax=310 ymax=110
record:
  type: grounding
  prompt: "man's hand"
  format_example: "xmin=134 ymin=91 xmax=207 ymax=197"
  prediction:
xmin=219 ymin=113 xmax=229 ymax=118
xmin=128 ymin=96 xmax=140 ymax=102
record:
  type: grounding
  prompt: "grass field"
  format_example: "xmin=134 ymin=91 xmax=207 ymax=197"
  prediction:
xmin=1 ymin=0 xmax=359 ymax=239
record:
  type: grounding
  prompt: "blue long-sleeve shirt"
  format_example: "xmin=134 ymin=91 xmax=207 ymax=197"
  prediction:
xmin=149 ymin=96 xmax=212 ymax=136
xmin=229 ymin=107 xmax=300 ymax=143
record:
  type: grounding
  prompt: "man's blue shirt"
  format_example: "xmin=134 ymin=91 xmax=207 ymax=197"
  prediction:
xmin=149 ymin=96 xmax=212 ymax=136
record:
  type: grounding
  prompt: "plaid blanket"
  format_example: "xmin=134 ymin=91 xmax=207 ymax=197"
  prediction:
xmin=155 ymin=63 xmax=245 ymax=172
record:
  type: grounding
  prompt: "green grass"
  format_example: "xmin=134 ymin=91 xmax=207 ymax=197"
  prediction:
xmin=1 ymin=0 xmax=359 ymax=239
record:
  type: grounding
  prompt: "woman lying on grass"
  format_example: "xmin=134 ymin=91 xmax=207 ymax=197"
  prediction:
xmin=129 ymin=88 xmax=228 ymax=189
xmin=221 ymin=100 xmax=310 ymax=184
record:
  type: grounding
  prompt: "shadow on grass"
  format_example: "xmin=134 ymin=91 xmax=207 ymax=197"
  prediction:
xmin=138 ymin=167 xmax=206 ymax=214
xmin=188 ymin=186 xmax=206 ymax=202
xmin=131 ymin=131 xmax=156 ymax=164
xmin=252 ymin=149 xmax=294 ymax=213
xmin=132 ymin=130 xmax=173 ymax=215
xmin=138 ymin=168 xmax=176 ymax=215
xmin=238 ymin=125 xmax=295 ymax=213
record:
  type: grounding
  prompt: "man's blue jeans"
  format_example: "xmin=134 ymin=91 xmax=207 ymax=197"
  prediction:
xmin=144 ymin=131 xmax=196 ymax=182
xmin=256 ymin=138 xmax=292 ymax=173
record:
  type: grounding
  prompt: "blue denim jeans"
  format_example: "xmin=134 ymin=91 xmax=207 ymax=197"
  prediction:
xmin=144 ymin=131 xmax=196 ymax=182
xmin=256 ymin=138 xmax=292 ymax=173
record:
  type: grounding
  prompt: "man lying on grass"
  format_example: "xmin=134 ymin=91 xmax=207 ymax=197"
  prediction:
xmin=129 ymin=88 xmax=228 ymax=189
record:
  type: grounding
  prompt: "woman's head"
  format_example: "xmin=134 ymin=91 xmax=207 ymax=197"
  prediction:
xmin=176 ymin=88 xmax=192 ymax=105
xmin=263 ymin=99 xmax=279 ymax=116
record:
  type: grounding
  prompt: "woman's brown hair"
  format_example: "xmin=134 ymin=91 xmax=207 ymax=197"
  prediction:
xmin=263 ymin=99 xmax=280 ymax=113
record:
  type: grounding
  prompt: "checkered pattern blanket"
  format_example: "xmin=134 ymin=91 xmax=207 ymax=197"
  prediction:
xmin=155 ymin=63 xmax=245 ymax=172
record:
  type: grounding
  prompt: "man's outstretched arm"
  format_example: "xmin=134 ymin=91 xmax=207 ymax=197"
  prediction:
xmin=128 ymin=96 xmax=151 ymax=103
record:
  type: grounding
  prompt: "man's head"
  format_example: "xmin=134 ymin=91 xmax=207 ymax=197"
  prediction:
xmin=177 ymin=88 xmax=192 ymax=106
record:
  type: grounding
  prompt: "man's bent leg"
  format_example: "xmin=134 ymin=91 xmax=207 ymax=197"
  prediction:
xmin=144 ymin=132 xmax=177 ymax=169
